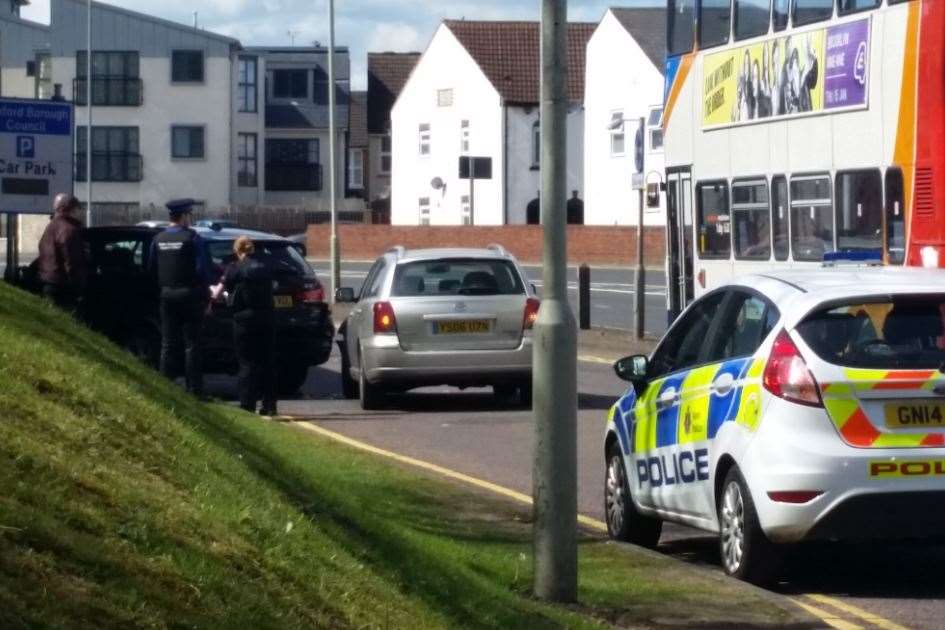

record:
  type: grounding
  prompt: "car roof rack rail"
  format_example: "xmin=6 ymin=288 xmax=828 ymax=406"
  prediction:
xmin=487 ymin=243 xmax=509 ymax=256
xmin=387 ymin=245 xmax=407 ymax=259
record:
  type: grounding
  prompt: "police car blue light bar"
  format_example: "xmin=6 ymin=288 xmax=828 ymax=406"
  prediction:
xmin=822 ymin=250 xmax=883 ymax=266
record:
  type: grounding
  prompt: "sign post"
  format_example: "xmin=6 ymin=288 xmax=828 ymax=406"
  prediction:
xmin=458 ymin=156 xmax=493 ymax=225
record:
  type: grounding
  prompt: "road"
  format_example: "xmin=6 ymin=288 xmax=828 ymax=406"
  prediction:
xmin=313 ymin=260 xmax=671 ymax=337
xmin=209 ymin=349 xmax=945 ymax=630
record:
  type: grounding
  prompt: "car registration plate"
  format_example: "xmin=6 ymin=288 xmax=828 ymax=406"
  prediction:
xmin=273 ymin=295 xmax=294 ymax=309
xmin=434 ymin=320 xmax=490 ymax=334
xmin=885 ymin=401 xmax=945 ymax=428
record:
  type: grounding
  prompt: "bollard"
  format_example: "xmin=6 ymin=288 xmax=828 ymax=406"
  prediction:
xmin=578 ymin=263 xmax=591 ymax=330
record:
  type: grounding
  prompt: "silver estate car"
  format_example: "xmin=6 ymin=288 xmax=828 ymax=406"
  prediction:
xmin=335 ymin=246 xmax=538 ymax=410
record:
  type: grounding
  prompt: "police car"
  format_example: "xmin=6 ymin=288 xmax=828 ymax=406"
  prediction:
xmin=604 ymin=262 xmax=945 ymax=584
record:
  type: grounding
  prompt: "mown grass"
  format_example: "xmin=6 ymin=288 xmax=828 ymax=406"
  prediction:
xmin=0 ymin=281 xmax=808 ymax=629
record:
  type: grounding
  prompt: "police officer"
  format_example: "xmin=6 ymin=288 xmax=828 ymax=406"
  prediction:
xmin=149 ymin=199 xmax=214 ymax=398
xmin=221 ymin=236 xmax=277 ymax=416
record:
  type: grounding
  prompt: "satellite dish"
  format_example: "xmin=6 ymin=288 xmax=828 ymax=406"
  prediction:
xmin=431 ymin=177 xmax=445 ymax=190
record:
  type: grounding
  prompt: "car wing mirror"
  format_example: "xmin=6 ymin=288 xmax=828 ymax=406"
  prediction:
xmin=614 ymin=355 xmax=649 ymax=389
xmin=335 ymin=287 xmax=357 ymax=304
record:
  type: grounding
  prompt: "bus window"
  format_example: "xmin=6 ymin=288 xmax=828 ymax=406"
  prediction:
xmin=697 ymin=181 xmax=731 ymax=259
xmin=668 ymin=0 xmax=696 ymax=56
xmin=836 ymin=170 xmax=882 ymax=252
xmin=733 ymin=180 xmax=771 ymax=260
xmin=886 ymin=168 xmax=906 ymax=265
xmin=772 ymin=0 xmax=789 ymax=31
xmin=772 ymin=176 xmax=789 ymax=260
xmin=790 ymin=176 xmax=834 ymax=261
xmin=838 ymin=0 xmax=881 ymax=15
xmin=735 ymin=0 xmax=770 ymax=41
xmin=699 ymin=0 xmax=731 ymax=49
xmin=794 ymin=0 xmax=834 ymax=26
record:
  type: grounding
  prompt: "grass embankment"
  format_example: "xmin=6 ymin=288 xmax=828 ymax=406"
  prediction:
xmin=0 ymin=281 xmax=808 ymax=628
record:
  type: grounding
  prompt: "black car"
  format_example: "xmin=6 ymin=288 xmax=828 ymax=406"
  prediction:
xmin=21 ymin=225 xmax=334 ymax=394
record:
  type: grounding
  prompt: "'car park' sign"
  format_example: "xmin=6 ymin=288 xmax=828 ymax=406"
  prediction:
xmin=0 ymin=98 xmax=73 ymax=215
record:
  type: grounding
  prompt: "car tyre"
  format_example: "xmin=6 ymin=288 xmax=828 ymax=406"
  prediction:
xmin=605 ymin=444 xmax=662 ymax=548
xmin=277 ymin=363 xmax=310 ymax=397
xmin=358 ymin=350 xmax=385 ymax=410
xmin=339 ymin=343 xmax=359 ymax=400
xmin=718 ymin=466 xmax=782 ymax=585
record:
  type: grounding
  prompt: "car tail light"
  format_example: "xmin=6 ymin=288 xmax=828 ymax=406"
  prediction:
xmin=767 ymin=491 xmax=823 ymax=504
xmin=296 ymin=285 xmax=326 ymax=304
xmin=763 ymin=330 xmax=823 ymax=407
xmin=523 ymin=298 xmax=540 ymax=330
xmin=374 ymin=301 xmax=397 ymax=334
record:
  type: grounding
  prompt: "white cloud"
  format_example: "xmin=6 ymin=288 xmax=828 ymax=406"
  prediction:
xmin=368 ymin=23 xmax=423 ymax=53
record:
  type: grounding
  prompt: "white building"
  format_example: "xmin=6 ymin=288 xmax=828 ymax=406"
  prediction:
xmin=583 ymin=7 xmax=667 ymax=227
xmin=391 ymin=20 xmax=593 ymax=226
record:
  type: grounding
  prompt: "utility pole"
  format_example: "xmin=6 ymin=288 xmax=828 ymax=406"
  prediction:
xmin=328 ymin=0 xmax=341 ymax=301
xmin=533 ymin=0 xmax=577 ymax=603
xmin=86 ymin=0 xmax=93 ymax=227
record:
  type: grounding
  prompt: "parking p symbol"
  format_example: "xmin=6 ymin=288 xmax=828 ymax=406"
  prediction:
xmin=16 ymin=136 xmax=35 ymax=159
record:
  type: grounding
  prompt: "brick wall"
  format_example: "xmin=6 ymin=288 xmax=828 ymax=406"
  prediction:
xmin=306 ymin=224 xmax=666 ymax=267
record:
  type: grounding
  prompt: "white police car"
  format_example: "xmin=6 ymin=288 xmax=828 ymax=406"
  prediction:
xmin=604 ymin=264 xmax=945 ymax=583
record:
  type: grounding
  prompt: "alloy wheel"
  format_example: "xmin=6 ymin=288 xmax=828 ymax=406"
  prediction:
xmin=720 ymin=481 xmax=746 ymax=574
xmin=605 ymin=455 xmax=626 ymax=535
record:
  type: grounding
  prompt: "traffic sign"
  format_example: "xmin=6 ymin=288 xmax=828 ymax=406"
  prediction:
xmin=0 ymin=98 xmax=74 ymax=215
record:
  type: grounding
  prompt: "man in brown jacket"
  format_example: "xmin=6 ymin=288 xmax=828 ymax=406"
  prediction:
xmin=37 ymin=193 xmax=87 ymax=313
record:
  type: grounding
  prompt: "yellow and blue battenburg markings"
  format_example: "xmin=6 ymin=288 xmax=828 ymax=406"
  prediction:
xmin=610 ymin=358 xmax=766 ymax=456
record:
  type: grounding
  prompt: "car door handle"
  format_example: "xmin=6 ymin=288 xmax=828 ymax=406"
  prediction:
xmin=711 ymin=373 xmax=736 ymax=397
xmin=656 ymin=389 xmax=679 ymax=410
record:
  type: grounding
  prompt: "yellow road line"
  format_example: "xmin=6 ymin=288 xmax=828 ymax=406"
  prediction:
xmin=806 ymin=594 xmax=911 ymax=630
xmin=578 ymin=355 xmax=616 ymax=365
xmin=791 ymin=599 xmax=864 ymax=630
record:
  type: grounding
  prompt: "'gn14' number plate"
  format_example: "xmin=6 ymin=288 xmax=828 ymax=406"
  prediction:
xmin=434 ymin=320 xmax=490 ymax=334
xmin=273 ymin=295 xmax=294 ymax=309
xmin=885 ymin=401 xmax=945 ymax=428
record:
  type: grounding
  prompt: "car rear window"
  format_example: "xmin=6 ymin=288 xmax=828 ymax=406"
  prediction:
xmin=796 ymin=296 xmax=945 ymax=369
xmin=207 ymin=241 xmax=314 ymax=278
xmin=392 ymin=259 xmax=525 ymax=297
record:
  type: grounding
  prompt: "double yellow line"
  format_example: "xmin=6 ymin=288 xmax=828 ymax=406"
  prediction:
xmin=293 ymin=421 xmax=909 ymax=630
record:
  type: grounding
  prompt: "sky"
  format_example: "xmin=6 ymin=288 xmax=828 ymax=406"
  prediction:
xmin=20 ymin=0 xmax=652 ymax=90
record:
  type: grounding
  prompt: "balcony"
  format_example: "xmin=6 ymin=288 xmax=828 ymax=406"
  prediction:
xmin=73 ymin=77 xmax=143 ymax=107
xmin=75 ymin=153 xmax=144 ymax=183
xmin=265 ymin=162 xmax=322 ymax=192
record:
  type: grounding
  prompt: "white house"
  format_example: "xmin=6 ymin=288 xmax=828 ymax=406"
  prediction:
xmin=391 ymin=20 xmax=593 ymax=226
xmin=583 ymin=7 xmax=667 ymax=227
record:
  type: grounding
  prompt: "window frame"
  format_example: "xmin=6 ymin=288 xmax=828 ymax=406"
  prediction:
xmin=834 ymin=168 xmax=883 ymax=252
xmin=75 ymin=126 xmax=142 ymax=183
xmin=668 ymin=0 xmax=697 ymax=57
xmin=237 ymin=132 xmax=258 ymax=188
xmin=379 ymin=134 xmax=392 ymax=175
xmin=647 ymin=288 xmax=730 ymax=380
xmin=885 ymin=167 xmax=906 ymax=266
xmin=610 ymin=111 xmax=626 ymax=157
xmin=419 ymin=197 xmax=431 ymax=226
xmin=696 ymin=179 xmax=732 ymax=260
xmin=437 ymin=88 xmax=454 ymax=108
xmin=772 ymin=0 xmax=790 ymax=31
xmin=461 ymin=194 xmax=472 ymax=225
xmin=792 ymin=0 xmax=835 ymax=27
xmin=265 ymin=138 xmax=322 ymax=192
xmin=237 ymin=56 xmax=258 ymax=113
xmin=272 ymin=68 xmax=308 ymax=99
xmin=837 ymin=0 xmax=882 ymax=16
xmin=648 ymin=106 xmax=664 ymax=152
xmin=733 ymin=0 xmax=771 ymax=42
xmin=170 ymin=125 xmax=206 ymax=160
xmin=704 ymin=288 xmax=780 ymax=364
xmin=771 ymin=174 xmax=790 ymax=261
xmin=789 ymin=173 xmax=835 ymax=262
xmin=732 ymin=177 xmax=772 ymax=261
xmin=419 ymin=123 xmax=431 ymax=157
xmin=460 ymin=119 xmax=470 ymax=154
xmin=348 ymin=148 xmax=364 ymax=190
xmin=75 ymin=50 xmax=141 ymax=106
xmin=698 ymin=0 xmax=732 ymax=50
xmin=171 ymin=49 xmax=205 ymax=83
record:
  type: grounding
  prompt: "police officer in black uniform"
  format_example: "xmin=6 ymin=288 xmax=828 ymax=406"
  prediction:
xmin=149 ymin=199 xmax=215 ymax=397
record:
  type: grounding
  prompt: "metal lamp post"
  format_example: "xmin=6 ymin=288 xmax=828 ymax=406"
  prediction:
xmin=327 ymin=0 xmax=341 ymax=301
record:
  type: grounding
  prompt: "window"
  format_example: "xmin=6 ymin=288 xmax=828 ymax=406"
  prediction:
xmin=733 ymin=180 xmax=771 ymax=260
xmin=461 ymin=195 xmax=472 ymax=225
xmin=265 ymin=139 xmax=321 ymax=191
xmin=461 ymin=120 xmax=470 ymax=154
xmin=419 ymin=197 xmax=431 ymax=226
xmin=238 ymin=56 xmax=257 ymax=112
xmin=172 ymin=50 xmax=204 ymax=83
xmin=361 ymin=259 xmax=388 ymax=299
xmin=419 ymin=123 xmax=431 ymax=156
xmin=273 ymin=69 xmax=308 ymax=99
xmin=838 ymin=0 xmax=880 ymax=15
xmin=437 ymin=88 xmax=454 ymax=107
xmin=790 ymin=175 xmax=834 ymax=261
xmin=648 ymin=107 xmax=664 ymax=151
xmin=348 ymin=148 xmax=364 ymax=190
xmin=668 ymin=0 xmax=696 ymax=56
xmin=392 ymin=259 xmax=526 ymax=297
xmin=735 ymin=0 xmax=770 ymax=40
xmin=610 ymin=111 xmax=625 ymax=156
xmin=75 ymin=51 xmax=141 ymax=106
xmin=886 ymin=168 xmax=905 ymax=265
xmin=171 ymin=126 xmax=205 ymax=159
xmin=380 ymin=134 xmax=392 ymax=174
xmin=649 ymin=291 xmax=727 ymax=378
xmin=835 ymin=170 xmax=882 ymax=252
xmin=697 ymin=181 xmax=731 ymax=259
xmin=532 ymin=120 xmax=541 ymax=168
xmin=699 ymin=0 xmax=731 ymax=49
xmin=237 ymin=133 xmax=257 ymax=187
xmin=707 ymin=292 xmax=779 ymax=362
xmin=772 ymin=0 xmax=789 ymax=30
xmin=34 ymin=52 xmax=52 ymax=99
xmin=771 ymin=175 xmax=789 ymax=261
xmin=75 ymin=126 xmax=142 ymax=182
xmin=793 ymin=0 xmax=833 ymax=26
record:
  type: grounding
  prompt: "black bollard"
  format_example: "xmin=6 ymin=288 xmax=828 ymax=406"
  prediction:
xmin=578 ymin=263 xmax=591 ymax=330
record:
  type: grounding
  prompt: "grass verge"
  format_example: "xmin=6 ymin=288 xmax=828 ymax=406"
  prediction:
xmin=0 ymin=281 xmax=810 ymax=628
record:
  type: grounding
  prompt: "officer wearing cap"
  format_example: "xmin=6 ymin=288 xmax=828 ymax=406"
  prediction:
xmin=148 ymin=199 xmax=215 ymax=398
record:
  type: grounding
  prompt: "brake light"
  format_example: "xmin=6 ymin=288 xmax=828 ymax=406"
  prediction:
xmin=763 ymin=330 xmax=823 ymax=407
xmin=297 ymin=286 xmax=326 ymax=304
xmin=374 ymin=301 xmax=397 ymax=334
xmin=524 ymin=298 xmax=540 ymax=330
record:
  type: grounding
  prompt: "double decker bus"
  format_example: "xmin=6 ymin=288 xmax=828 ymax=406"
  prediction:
xmin=661 ymin=0 xmax=944 ymax=320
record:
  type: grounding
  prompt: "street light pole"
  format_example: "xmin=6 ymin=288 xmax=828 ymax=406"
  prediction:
xmin=635 ymin=116 xmax=646 ymax=340
xmin=328 ymin=0 xmax=341 ymax=301
xmin=533 ymin=0 xmax=578 ymax=603
xmin=86 ymin=0 xmax=93 ymax=227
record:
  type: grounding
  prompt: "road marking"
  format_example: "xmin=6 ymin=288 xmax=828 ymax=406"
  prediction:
xmin=791 ymin=599 xmax=864 ymax=630
xmin=805 ymin=595 xmax=910 ymax=630
xmin=578 ymin=355 xmax=617 ymax=366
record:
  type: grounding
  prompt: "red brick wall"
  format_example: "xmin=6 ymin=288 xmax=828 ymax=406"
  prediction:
xmin=306 ymin=225 xmax=666 ymax=267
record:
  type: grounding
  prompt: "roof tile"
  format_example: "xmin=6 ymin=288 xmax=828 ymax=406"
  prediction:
xmin=367 ymin=52 xmax=421 ymax=134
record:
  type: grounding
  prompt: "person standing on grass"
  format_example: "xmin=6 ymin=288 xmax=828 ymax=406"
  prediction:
xmin=37 ymin=193 xmax=87 ymax=315
xmin=149 ymin=199 xmax=214 ymax=398
xmin=217 ymin=236 xmax=277 ymax=416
